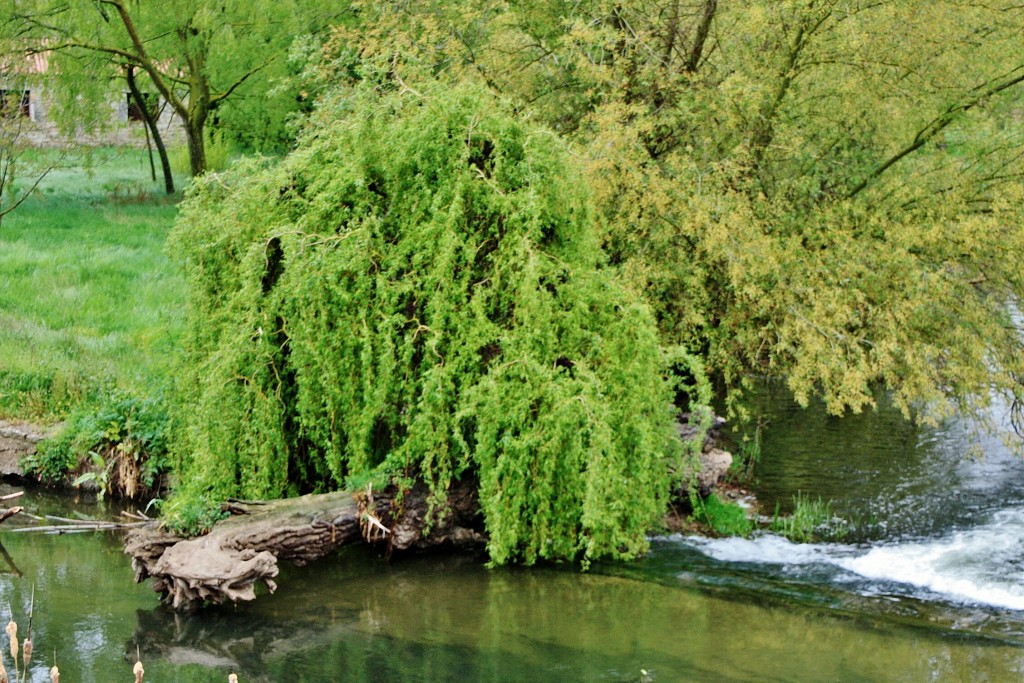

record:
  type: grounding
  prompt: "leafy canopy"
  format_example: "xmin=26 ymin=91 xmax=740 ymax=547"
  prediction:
xmin=326 ymin=0 xmax=1024 ymax=434
xmin=168 ymin=80 xmax=699 ymax=564
xmin=7 ymin=0 xmax=338 ymax=174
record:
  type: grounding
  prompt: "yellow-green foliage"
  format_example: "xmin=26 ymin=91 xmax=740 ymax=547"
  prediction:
xmin=168 ymin=82 xmax=693 ymax=563
xmin=328 ymin=1 xmax=1024 ymax=435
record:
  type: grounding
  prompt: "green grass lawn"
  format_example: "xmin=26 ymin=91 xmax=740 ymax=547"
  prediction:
xmin=0 ymin=148 xmax=185 ymax=421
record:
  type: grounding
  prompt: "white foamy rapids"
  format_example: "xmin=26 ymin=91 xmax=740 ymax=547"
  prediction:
xmin=683 ymin=507 xmax=1024 ymax=611
xmin=838 ymin=509 xmax=1024 ymax=610
xmin=686 ymin=534 xmax=839 ymax=565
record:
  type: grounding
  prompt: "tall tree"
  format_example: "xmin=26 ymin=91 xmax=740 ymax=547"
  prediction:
xmin=329 ymin=0 xmax=1024 ymax=434
xmin=9 ymin=1 xmax=339 ymax=176
xmin=168 ymin=81 xmax=699 ymax=564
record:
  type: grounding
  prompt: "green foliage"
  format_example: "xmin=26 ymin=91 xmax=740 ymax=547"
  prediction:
xmin=9 ymin=1 xmax=337 ymax=176
xmin=24 ymin=388 xmax=171 ymax=499
xmin=690 ymin=493 xmax=754 ymax=538
xmin=770 ymin=493 xmax=847 ymax=543
xmin=169 ymin=81 xmax=692 ymax=564
xmin=159 ymin=494 xmax=229 ymax=536
xmin=327 ymin=1 xmax=1024 ymax=440
xmin=212 ymin=33 xmax=322 ymax=154
xmin=22 ymin=428 xmax=77 ymax=484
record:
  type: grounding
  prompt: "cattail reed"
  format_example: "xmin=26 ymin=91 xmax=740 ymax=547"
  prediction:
xmin=49 ymin=665 xmax=59 ymax=683
xmin=4 ymin=621 xmax=15 ymax=663
xmin=21 ymin=638 xmax=31 ymax=670
xmin=0 ymin=652 xmax=7 ymax=683
xmin=133 ymin=659 xmax=144 ymax=683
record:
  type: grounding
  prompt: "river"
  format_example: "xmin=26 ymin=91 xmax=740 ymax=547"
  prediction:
xmin=1 ymin=385 xmax=1023 ymax=682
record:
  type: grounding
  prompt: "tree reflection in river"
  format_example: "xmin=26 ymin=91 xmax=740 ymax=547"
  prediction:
xmin=122 ymin=548 xmax=1024 ymax=682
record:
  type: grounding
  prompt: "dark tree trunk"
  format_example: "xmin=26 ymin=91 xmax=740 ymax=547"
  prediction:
xmin=185 ymin=116 xmax=207 ymax=177
xmin=125 ymin=66 xmax=175 ymax=194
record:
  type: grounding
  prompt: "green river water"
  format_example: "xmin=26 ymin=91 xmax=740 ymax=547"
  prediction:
xmin=2 ymin=386 xmax=1024 ymax=682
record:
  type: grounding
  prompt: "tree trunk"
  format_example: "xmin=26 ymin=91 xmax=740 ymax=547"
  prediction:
xmin=126 ymin=66 xmax=175 ymax=194
xmin=185 ymin=116 xmax=207 ymax=177
xmin=123 ymin=480 xmax=485 ymax=611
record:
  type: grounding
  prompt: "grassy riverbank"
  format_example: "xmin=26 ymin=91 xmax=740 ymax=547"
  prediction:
xmin=0 ymin=149 xmax=184 ymax=421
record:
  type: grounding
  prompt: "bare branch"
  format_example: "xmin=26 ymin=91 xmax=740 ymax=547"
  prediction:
xmin=847 ymin=67 xmax=1024 ymax=198
xmin=209 ymin=57 xmax=275 ymax=107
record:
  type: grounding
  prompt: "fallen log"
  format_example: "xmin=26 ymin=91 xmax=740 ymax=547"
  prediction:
xmin=123 ymin=420 xmax=731 ymax=612
xmin=0 ymin=491 xmax=25 ymax=526
xmin=123 ymin=480 xmax=485 ymax=611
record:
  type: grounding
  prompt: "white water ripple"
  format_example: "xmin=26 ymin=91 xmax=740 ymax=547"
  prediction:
xmin=682 ymin=507 xmax=1024 ymax=611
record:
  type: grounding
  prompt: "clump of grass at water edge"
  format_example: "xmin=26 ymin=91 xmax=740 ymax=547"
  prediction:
xmin=687 ymin=490 xmax=851 ymax=542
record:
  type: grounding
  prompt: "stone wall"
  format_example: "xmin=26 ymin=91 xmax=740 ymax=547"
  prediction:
xmin=0 ymin=421 xmax=50 ymax=478
xmin=5 ymin=82 xmax=186 ymax=148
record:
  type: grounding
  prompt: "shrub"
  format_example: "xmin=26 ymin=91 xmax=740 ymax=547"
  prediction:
xmin=24 ymin=389 xmax=171 ymax=500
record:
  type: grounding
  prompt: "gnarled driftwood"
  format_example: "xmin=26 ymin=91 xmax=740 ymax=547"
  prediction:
xmin=124 ymin=480 xmax=485 ymax=610
xmin=122 ymin=416 xmax=732 ymax=613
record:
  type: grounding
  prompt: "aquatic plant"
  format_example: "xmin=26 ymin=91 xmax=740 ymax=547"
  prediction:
xmin=770 ymin=492 xmax=847 ymax=543
xmin=730 ymin=417 xmax=766 ymax=483
xmin=2 ymin=600 xmax=34 ymax=683
xmin=4 ymin=620 xmax=15 ymax=668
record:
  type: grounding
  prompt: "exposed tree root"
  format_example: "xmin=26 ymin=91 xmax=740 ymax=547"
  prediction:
xmin=123 ymin=480 xmax=485 ymax=611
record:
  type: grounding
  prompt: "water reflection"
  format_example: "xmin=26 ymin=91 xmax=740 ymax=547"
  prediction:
xmin=120 ymin=548 xmax=1024 ymax=682
xmin=2 ymin=387 xmax=1024 ymax=683
xmin=744 ymin=381 xmax=1024 ymax=540
xmin=0 ymin=542 xmax=22 ymax=576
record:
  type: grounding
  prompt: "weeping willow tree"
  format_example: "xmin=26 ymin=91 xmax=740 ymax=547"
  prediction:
xmin=168 ymin=81 xmax=705 ymax=564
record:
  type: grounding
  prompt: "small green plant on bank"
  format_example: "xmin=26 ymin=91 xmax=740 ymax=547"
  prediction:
xmin=23 ymin=390 xmax=172 ymax=500
xmin=690 ymin=492 xmax=754 ymax=537
xmin=158 ymin=494 xmax=228 ymax=536
xmin=770 ymin=492 xmax=848 ymax=543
